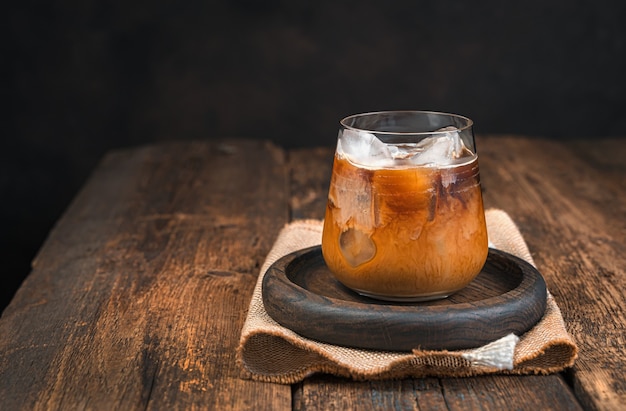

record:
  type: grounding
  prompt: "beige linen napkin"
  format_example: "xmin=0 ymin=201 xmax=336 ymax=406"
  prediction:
xmin=237 ymin=209 xmax=578 ymax=383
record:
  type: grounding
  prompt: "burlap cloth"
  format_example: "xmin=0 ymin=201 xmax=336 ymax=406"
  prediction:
xmin=237 ymin=209 xmax=578 ymax=383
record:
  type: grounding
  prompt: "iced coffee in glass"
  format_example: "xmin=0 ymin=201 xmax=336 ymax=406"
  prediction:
xmin=321 ymin=111 xmax=488 ymax=301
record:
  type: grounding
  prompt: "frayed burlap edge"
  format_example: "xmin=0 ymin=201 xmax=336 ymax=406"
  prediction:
xmin=236 ymin=209 xmax=578 ymax=384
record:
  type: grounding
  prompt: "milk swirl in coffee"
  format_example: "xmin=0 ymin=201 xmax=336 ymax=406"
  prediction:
xmin=321 ymin=113 xmax=488 ymax=301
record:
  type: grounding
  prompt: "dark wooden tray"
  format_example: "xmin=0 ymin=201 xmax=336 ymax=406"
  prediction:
xmin=262 ymin=246 xmax=547 ymax=351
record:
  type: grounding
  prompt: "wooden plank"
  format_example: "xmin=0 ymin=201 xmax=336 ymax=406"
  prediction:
xmin=477 ymin=135 xmax=626 ymax=411
xmin=440 ymin=375 xmax=581 ymax=411
xmin=293 ymin=375 xmax=582 ymax=411
xmin=2 ymin=136 xmax=621 ymax=410
xmin=288 ymin=147 xmax=333 ymax=220
xmin=293 ymin=376 xmax=444 ymax=411
xmin=0 ymin=140 xmax=291 ymax=410
xmin=287 ymin=143 xmax=585 ymax=410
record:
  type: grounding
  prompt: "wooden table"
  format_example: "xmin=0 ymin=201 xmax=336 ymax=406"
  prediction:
xmin=1 ymin=135 xmax=624 ymax=410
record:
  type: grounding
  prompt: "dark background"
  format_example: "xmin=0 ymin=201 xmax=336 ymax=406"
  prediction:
xmin=2 ymin=0 xmax=626 ymax=311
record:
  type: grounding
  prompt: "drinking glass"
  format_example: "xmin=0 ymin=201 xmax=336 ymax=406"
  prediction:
xmin=321 ymin=111 xmax=488 ymax=301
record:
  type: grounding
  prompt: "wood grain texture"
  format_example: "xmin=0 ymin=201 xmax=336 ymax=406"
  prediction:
xmin=293 ymin=374 xmax=582 ymax=411
xmin=0 ymin=140 xmax=291 ymax=410
xmin=288 ymin=147 xmax=333 ymax=221
xmin=477 ymin=135 xmax=626 ymax=411
xmin=2 ymin=136 xmax=623 ymax=410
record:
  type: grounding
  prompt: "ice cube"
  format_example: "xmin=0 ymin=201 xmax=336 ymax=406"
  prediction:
xmin=338 ymin=129 xmax=392 ymax=167
xmin=405 ymin=128 xmax=469 ymax=166
xmin=331 ymin=180 xmax=375 ymax=230
xmin=338 ymin=126 xmax=471 ymax=168
xmin=339 ymin=227 xmax=376 ymax=267
xmin=387 ymin=143 xmax=421 ymax=160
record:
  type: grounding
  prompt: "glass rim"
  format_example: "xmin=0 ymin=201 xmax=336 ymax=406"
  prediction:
xmin=339 ymin=110 xmax=474 ymax=135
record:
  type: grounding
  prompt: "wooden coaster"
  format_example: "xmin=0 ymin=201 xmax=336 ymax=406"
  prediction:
xmin=262 ymin=246 xmax=547 ymax=351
